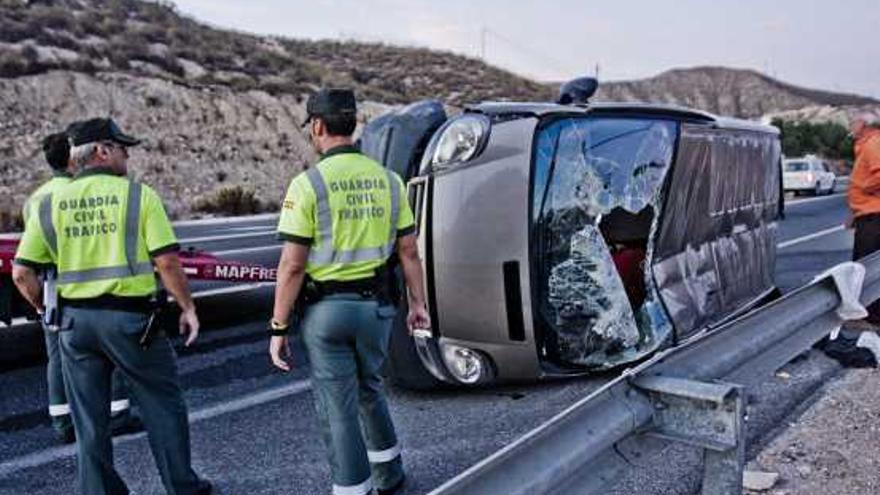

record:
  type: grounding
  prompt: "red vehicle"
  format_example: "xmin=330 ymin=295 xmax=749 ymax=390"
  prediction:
xmin=0 ymin=236 xmax=276 ymax=325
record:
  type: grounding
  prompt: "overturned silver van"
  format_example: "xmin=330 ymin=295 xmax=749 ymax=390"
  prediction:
xmin=361 ymin=81 xmax=783 ymax=388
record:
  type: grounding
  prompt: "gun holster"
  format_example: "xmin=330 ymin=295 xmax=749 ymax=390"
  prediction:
xmin=42 ymin=267 xmax=61 ymax=332
xmin=139 ymin=289 xmax=168 ymax=349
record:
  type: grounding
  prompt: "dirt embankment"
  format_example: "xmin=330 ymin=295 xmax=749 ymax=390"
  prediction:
xmin=0 ymin=70 xmax=319 ymax=229
xmin=745 ymin=367 xmax=880 ymax=494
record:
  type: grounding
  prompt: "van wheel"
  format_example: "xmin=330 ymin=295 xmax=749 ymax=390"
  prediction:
xmin=814 ymin=182 xmax=822 ymax=196
xmin=385 ymin=301 xmax=446 ymax=390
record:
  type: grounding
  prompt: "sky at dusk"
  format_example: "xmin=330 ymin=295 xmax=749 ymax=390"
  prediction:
xmin=171 ymin=0 xmax=880 ymax=98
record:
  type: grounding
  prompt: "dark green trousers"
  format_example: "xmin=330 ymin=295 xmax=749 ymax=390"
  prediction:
xmin=44 ymin=324 xmax=133 ymax=436
xmin=59 ymin=307 xmax=203 ymax=495
xmin=303 ymin=294 xmax=404 ymax=495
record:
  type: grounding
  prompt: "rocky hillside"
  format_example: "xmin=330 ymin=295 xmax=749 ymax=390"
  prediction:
xmin=0 ymin=0 xmax=554 ymax=230
xmin=1 ymin=0 xmax=878 ymax=231
xmin=765 ymin=104 xmax=880 ymax=127
xmin=0 ymin=70 xmax=318 ymax=230
xmin=0 ymin=0 xmax=553 ymax=105
xmin=595 ymin=67 xmax=878 ymax=118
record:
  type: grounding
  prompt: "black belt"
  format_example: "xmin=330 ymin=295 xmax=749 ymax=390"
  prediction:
xmin=60 ymin=295 xmax=154 ymax=313
xmin=312 ymin=277 xmax=380 ymax=298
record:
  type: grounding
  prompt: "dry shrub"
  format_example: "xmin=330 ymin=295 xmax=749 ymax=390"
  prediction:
xmin=194 ymin=186 xmax=264 ymax=216
xmin=0 ymin=209 xmax=23 ymax=233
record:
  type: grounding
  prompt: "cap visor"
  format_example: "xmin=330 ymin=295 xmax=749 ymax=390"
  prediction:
xmin=113 ymin=133 xmax=141 ymax=146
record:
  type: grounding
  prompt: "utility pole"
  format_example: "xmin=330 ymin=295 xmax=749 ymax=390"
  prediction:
xmin=595 ymin=63 xmax=600 ymax=79
xmin=480 ymin=26 xmax=487 ymax=60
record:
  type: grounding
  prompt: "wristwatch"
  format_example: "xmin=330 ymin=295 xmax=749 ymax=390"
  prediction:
xmin=269 ymin=319 xmax=290 ymax=337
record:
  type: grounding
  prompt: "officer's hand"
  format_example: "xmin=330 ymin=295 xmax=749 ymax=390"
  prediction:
xmin=406 ymin=305 xmax=431 ymax=335
xmin=179 ymin=308 xmax=200 ymax=347
xmin=270 ymin=336 xmax=292 ymax=372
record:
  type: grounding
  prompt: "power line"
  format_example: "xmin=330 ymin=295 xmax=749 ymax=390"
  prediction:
xmin=480 ymin=26 xmax=583 ymax=78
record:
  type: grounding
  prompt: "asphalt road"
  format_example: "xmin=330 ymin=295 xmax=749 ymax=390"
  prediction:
xmin=0 ymin=185 xmax=855 ymax=494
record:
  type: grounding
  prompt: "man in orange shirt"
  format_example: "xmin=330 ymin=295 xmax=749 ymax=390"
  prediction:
xmin=848 ymin=113 xmax=880 ymax=321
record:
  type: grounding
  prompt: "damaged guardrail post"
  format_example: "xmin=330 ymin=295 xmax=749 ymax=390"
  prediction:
xmin=633 ymin=376 xmax=744 ymax=495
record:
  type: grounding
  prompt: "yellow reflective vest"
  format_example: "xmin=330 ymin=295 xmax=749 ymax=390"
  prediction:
xmin=15 ymin=168 xmax=178 ymax=299
xmin=277 ymin=146 xmax=415 ymax=281
xmin=22 ymin=172 xmax=72 ymax=225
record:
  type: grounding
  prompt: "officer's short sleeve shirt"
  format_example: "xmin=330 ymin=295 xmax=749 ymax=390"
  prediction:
xmin=277 ymin=172 xmax=317 ymax=245
xmin=141 ymin=185 xmax=179 ymax=256
xmin=14 ymin=209 xmax=53 ymax=267
xmin=392 ymin=173 xmax=416 ymax=237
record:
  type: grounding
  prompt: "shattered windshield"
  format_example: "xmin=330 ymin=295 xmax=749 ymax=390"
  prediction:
xmin=531 ymin=117 xmax=677 ymax=367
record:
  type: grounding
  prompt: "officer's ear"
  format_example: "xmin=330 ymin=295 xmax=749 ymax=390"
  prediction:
xmin=312 ymin=118 xmax=326 ymax=139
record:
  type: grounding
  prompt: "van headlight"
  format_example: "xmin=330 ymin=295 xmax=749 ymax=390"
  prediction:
xmin=423 ymin=114 xmax=490 ymax=171
xmin=440 ymin=343 xmax=490 ymax=384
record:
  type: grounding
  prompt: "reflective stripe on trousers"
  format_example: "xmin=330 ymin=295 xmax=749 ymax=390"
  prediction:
xmin=367 ymin=443 xmax=401 ymax=463
xmin=48 ymin=401 xmax=129 ymax=416
xmin=48 ymin=403 xmax=71 ymax=417
xmin=39 ymin=181 xmax=150 ymax=284
xmin=304 ymin=167 xmax=401 ymax=265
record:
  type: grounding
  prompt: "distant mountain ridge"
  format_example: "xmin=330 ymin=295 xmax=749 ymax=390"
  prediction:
xmin=594 ymin=66 xmax=878 ymax=118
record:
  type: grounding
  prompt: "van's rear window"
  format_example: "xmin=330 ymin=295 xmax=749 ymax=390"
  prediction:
xmin=785 ymin=161 xmax=809 ymax=172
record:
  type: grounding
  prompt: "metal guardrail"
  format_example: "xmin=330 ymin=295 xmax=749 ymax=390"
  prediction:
xmin=430 ymin=252 xmax=880 ymax=495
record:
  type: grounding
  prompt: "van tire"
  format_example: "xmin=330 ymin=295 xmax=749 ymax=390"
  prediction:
xmin=385 ymin=300 xmax=446 ymax=390
xmin=814 ymin=182 xmax=822 ymax=196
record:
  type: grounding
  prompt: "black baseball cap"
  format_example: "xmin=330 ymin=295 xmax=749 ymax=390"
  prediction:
xmin=304 ymin=88 xmax=357 ymax=125
xmin=69 ymin=118 xmax=141 ymax=147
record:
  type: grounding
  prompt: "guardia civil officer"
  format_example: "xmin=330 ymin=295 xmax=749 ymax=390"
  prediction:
xmin=24 ymin=129 xmax=140 ymax=445
xmin=12 ymin=118 xmax=212 ymax=495
xmin=270 ymin=89 xmax=431 ymax=495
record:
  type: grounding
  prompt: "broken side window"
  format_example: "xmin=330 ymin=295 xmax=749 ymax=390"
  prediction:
xmin=531 ymin=117 xmax=677 ymax=367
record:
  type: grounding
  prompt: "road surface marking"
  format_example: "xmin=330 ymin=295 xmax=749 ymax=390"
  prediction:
xmin=778 ymin=225 xmax=846 ymax=249
xmin=3 ymin=284 xmax=276 ymax=328
xmin=0 ymin=379 xmax=312 ymax=478
xmin=785 ymin=192 xmax=845 ymax=206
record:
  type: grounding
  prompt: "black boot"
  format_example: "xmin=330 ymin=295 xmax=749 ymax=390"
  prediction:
xmin=110 ymin=410 xmax=144 ymax=436
xmin=196 ymin=480 xmax=213 ymax=495
xmin=51 ymin=416 xmax=75 ymax=444
xmin=377 ymin=476 xmax=405 ymax=495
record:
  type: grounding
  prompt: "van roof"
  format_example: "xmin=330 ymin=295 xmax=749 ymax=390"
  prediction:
xmin=467 ymin=101 xmax=779 ymax=135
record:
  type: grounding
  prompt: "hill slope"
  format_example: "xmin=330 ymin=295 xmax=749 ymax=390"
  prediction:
xmin=0 ymin=0 xmax=553 ymax=105
xmin=595 ymin=66 xmax=878 ymax=118
xmin=1 ymin=0 xmax=878 ymax=230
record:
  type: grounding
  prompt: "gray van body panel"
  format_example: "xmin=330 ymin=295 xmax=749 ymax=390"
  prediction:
xmin=391 ymin=101 xmax=782 ymax=384
xmin=428 ymin=118 xmax=542 ymax=380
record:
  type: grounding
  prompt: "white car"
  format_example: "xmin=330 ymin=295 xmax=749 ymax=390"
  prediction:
xmin=783 ymin=157 xmax=836 ymax=195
